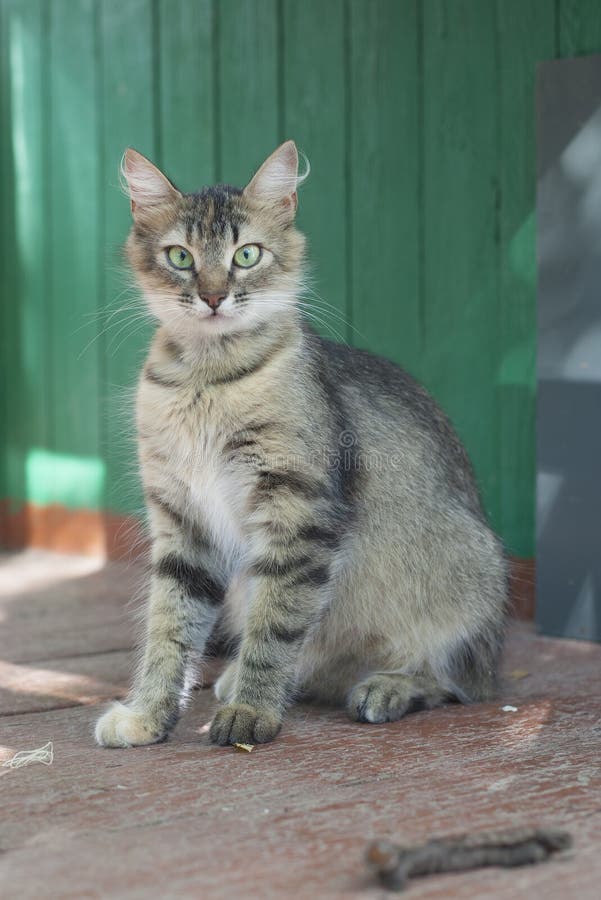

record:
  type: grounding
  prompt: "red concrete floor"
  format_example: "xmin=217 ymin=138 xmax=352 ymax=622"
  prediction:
xmin=0 ymin=550 xmax=600 ymax=899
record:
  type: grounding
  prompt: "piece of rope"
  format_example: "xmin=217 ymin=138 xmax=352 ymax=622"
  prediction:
xmin=366 ymin=826 xmax=572 ymax=890
xmin=2 ymin=741 xmax=54 ymax=769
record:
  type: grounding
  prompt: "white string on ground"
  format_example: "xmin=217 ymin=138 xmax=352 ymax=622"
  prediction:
xmin=2 ymin=741 xmax=54 ymax=768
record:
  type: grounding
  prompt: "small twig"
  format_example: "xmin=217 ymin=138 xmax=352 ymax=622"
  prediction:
xmin=366 ymin=827 xmax=572 ymax=891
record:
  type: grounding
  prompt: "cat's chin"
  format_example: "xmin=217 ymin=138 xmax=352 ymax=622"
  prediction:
xmin=195 ymin=313 xmax=254 ymax=336
xmin=165 ymin=311 xmax=260 ymax=342
xmin=197 ymin=313 xmax=237 ymax=330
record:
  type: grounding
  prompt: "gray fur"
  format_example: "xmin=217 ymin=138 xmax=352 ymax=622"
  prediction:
xmin=95 ymin=142 xmax=507 ymax=748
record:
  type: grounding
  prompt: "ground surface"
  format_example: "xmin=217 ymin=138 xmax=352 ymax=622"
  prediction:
xmin=0 ymin=550 xmax=599 ymax=899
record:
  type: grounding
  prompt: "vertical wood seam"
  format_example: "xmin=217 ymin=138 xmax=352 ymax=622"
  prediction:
xmin=94 ymin=0 xmax=106 ymax=509
xmin=152 ymin=0 xmax=162 ymax=166
xmin=45 ymin=0 xmax=55 ymax=455
xmin=0 ymin=0 xmax=8 ymax=498
xmin=417 ymin=0 xmax=425 ymax=354
xmin=276 ymin=0 xmax=285 ymax=142
xmin=494 ymin=0 xmax=503 ymax=540
xmin=343 ymin=0 xmax=353 ymax=344
xmin=212 ymin=0 xmax=221 ymax=182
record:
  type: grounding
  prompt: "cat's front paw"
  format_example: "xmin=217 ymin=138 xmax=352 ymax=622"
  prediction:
xmin=95 ymin=702 xmax=166 ymax=748
xmin=209 ymin=702 xmax=282 ymax=745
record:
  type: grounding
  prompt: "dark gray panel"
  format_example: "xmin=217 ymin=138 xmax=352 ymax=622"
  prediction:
xmin=536 ymin=55 xmax=601 ymax=641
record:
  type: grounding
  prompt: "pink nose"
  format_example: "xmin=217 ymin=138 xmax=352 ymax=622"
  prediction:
xmin=200 ymin=293 xmax=226 ymax=310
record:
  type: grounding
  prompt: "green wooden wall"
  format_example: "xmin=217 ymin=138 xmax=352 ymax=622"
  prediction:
xmin=1 ymin=0 xmax=600 ymax=558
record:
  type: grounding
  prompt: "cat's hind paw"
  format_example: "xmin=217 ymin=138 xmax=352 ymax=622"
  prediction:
xmin=347 ymin=673 xmax=439 ymax=724
xmin=209 ymin=702 xmax=281 ymax=746
xmin=95 ymin=702 xmax=167 ymax=748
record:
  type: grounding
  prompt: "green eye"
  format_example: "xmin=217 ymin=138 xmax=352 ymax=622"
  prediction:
xmin=233 ymin=244 xmax=262 ymax=268
xmin=167 ymin=246 xmax=194 ymax=270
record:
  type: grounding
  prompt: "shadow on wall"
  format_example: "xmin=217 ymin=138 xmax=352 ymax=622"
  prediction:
xmin=536 ymin=56 xmax=601 ymax=641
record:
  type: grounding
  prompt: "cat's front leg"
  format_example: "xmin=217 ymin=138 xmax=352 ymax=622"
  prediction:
xmin=210 ymin=535 xmax=333 ymax=745
xmin=96 ymin=529 xmax=225 ymax=748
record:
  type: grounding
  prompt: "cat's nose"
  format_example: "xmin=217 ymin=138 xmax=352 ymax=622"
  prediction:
xmin=200 ymin=292 xmax=227 ymax=310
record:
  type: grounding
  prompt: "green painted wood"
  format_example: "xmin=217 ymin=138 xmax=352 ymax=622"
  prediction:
xmin=559 ymin=0 xmax=601 ymax=56
xmin=282 ymin=0 xmax=348 ymax=340
xmin=0 ymin=0 xmax=13 ymax=500
xmin=1 ymin=0 xmax=50 ymax=505
xmin=158 ymin=0 xmax=216 ymax=191
xmin=47 ymin=0 xmax=101 ymax=507
xmin=497 ymin=0 xmax=555 ymax=557
xmin=0 ymin=0 xmax=16 ymax=501
xmin=348 ymin=0 xmax=421 ymax=374
xmin=421 ymin=0 xmax=500 ymax=528
xmin=217 ymin=0 xmax=279 ymax=186
xmin=100 ymin=0 xmax=156 ymax=514
xmin=4 ymin=0 xmax=601 ymax=552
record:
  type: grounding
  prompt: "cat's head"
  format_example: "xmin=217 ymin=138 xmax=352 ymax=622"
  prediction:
xmin=122 ymin=141 xmax=306 ymax=340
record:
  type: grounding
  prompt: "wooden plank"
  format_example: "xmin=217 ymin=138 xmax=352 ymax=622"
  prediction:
xmin=47 ymin=1 xmax=101 ymax=502
xmin=0 ymin=551 xmax=142 ymax=663
xmin=421 ymin=0 xmax=500 ymax=528
xmin=559 ymin=0 xmax=601 ymax=56
xmin=1 ymin=549 xmax=600 ymax=895
xmin=217 ymin=0 xmax=279 ymax=186
xmin=348 ymin=0 xmax=420 ymax=371
xmin=100 ymin=0 xmax=156 ymax=514
xmin=158 ymin=0 xmax=216 ymax=191
xmin=0 ymin=1 xmax=49 ymax=508
xmin=497 ymin=0 xmax=556 ymax=557
xmin=1 ymin=675 xmax=600 ymax=897
xmin=282 ymin=0 xmax=348 ymax=340
xmin=0 ymin=651 xmax=224 ymax=716
xmin=0 ymin=650 xmax=131 ymax=715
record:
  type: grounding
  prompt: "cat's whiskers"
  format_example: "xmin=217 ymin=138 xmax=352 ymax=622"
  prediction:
xmin=296 ymin=282 xmax=369 ymax=344
xmin=241 ymin=294 xmax=347 ymax=341
xmin=107 ymin=313 xmax=154 ymax=356
xmin=239 ymin=283 xmax=366 ymax=342
xmin=77 ymin=307 xmax=151 ymax=360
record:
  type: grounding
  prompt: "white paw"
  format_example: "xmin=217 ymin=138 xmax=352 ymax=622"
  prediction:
xmin=214 ymin=662 xmax=237 ymax=702
xmin=95 ymin=702 xmax=165 ymax=748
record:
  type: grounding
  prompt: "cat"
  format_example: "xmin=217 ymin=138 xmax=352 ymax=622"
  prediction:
xmin=95 ymin=141 xmax=508 ymax=748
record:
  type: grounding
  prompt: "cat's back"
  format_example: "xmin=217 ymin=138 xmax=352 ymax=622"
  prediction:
xmin=312 ymin=333 xmax=435 ymax=422
xmin=306 ymin=329 xmax=484 ymax=517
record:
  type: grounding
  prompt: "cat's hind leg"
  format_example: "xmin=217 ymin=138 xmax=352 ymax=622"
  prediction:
xmin=347 ymin=672 xmax=450 ymax=724
xmin=346 ymin=625 xmax=504 ymax=724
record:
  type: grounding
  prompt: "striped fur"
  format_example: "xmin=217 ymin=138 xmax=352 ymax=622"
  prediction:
xmin=95 ymin=142 xmax=507 ymax=748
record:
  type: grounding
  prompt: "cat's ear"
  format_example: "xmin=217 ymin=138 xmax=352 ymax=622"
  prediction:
xmin=121 ymin=148 xmax=180 ymax=216
xmin=244 ymin=140 xmax=299 ymax=217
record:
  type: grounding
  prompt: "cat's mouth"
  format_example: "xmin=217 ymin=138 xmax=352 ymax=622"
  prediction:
xmin=196 ymin=307 xmax=240 ymax=330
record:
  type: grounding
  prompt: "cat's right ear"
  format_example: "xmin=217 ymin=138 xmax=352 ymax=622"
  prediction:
xmin=121 ymin=148 xmax=180 ymax=216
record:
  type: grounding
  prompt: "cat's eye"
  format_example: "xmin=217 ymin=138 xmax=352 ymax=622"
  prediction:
xmin=233 ymin=244 xmax=262 ymax=268
xmin=167 ymin=245 xmax=194 ymax=270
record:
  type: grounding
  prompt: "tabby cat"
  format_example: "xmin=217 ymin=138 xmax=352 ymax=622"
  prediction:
xmin=95 ymin=141 xmax=507 ymax=748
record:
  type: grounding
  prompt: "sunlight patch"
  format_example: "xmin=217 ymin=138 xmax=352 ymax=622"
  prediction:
xmin=25 ymin=449 xmax=105 ymax=508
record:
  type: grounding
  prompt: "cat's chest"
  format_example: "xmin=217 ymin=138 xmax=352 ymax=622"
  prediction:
xmin=141 ymin=386 xmax=254 ymax=554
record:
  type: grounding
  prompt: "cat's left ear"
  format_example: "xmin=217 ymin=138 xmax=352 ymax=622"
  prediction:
xmin=121 ymin=148 xmax=180 ymax=216
xmin=244 ymin=140 xmax=298 ymax=218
